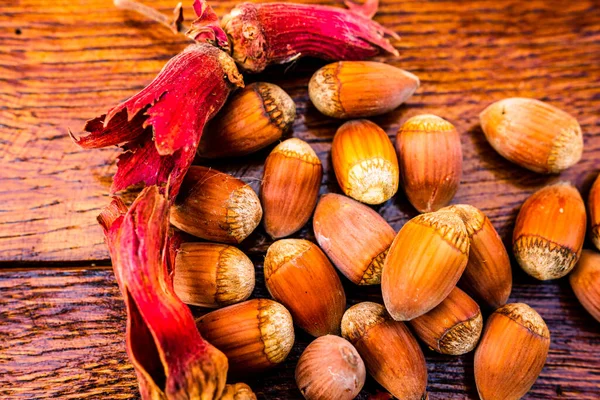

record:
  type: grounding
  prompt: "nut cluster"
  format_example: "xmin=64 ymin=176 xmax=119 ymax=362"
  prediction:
xmin=77 ymin=1 xmax=596 ymax=399
xmin=159 ymin=68 xmax=592 ymax=399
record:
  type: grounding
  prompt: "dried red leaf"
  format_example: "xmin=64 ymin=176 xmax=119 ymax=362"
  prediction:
xmin=188 ymin=0 xmax=230 ymax=50
xmin=198 ymin=0 xmax=399 ymax=73
xmin=98 ymin=186 xmax=228 ymax=399
xmin=71 ymin=44 xmax=243 ymax=197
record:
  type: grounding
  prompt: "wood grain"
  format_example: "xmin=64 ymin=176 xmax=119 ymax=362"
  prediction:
xmin=1 ymin=0 xmax=599 ymax=261
xmin=1 ymin=266 xmax=599 ymax=399
xmin=1 ymin=0 xmax=599 ymax=399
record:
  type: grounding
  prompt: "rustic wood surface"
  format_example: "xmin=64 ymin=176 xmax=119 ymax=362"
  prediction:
xmin=0 ymin=0 xmax=599 ymax=398
xmin=1 ymin=266 xmax=600 ymax=399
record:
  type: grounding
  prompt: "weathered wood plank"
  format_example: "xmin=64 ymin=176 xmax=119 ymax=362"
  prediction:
xmin=1 ymin=0 xmax=599 ymax=261
xmin=1 ymin=0 xmax=599 ymax=398
xmin=0 ymin=267 xmax=599 ymax=399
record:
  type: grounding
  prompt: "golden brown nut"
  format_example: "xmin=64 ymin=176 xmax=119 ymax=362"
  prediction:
xmin=309 ymin=61 xmax=419 ymax=119
xmin=479 ymin=97 xmax=583 ymax=173
xmin=396 ymin=114 xmax=463 ymax=213
xmin=173 ymin=242 xmax=255 ymax=308
xmin=198 ymin=82 xmax=296 ymax=158
xmin=219 ymin=383 xmax=257 ymax=400
xmin=196 ymin=299 xmax=294 ymax=375
xmin=569 ymin=249 xmax=600 ymax=322
xmin=381 ymin=209 xmax=470 ymax=320
xmin=264 ymin=239 xmax=346 ymax=337
xmin=295 ymin=335 xmax=366 ymax=400
xmin=341 ymin=302 xmax=427 ymax=400
xmin=313 ymin=193 xmax=395 ymax=285
xmin=332 ymin=119 xmax=399 ymax=205
xmin=444 ymin=204 xmax=512 ymax=309
xmin=513 ymin=182 xmax=586 ymax=280
xmin=589 ymin=173 xmax=600 ymax=251
xmin=170 ymin=166 xmax=262 ymax=243
xmin=474 ymin=303 xmax=550 ymax=400
xmin=261 ymin=138 xmax=322 ymax=239
xmin=408 ymin=287 xmax=482 ymax=355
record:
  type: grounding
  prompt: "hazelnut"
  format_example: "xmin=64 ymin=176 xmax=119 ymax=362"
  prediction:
xmin=198 ymin=82 xmax=296 ymax=159
xmin=396 ymin=114 xmax=463 ymax=213
xmin=474 ymin=303 xmax=550 ymax=400
xmin=264 ymin=239 xmax=346 ymax=337
xmin=588 ymin=173 xmax=600 ymax=251
xmin=261 ymin=138 xmax=323 ymax=239
xmin=332 ymin=119 xmax=399 ymax=205
xmin=219 ymin=383 xmax=257 ymax=400
xmin=569 ymin=249 xmax=600 ymax=322
xmin=381 ymin=209 xmax=470 ymax=320
xmin=444 ymin=204 xmax=512 ymax=309
xmin=513 ymin=182 xmax=586 ymax=280
xmin=196 ymin=299 xmax=294 ymax=375
xmin=408 ymin=287 xmax=482 ymax=355
xmin=309 ymin=61 xmax=419 ymax=119
xmin=295 ymin=335 xmax=366 ymax=400
xmin=313 ymin=193 xmax=395 ymax=285
xmin=173 ymin=242 xmax=255 ymax=308
xmin=479 ymin=97 xmax=583 ymax=173
xmin=170 ymin=166 xmax=262 ymax=243
xmin=341 ymin=302 xmax=428 ymax=399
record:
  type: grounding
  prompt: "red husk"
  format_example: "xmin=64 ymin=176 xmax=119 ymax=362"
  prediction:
xmin=71 ymin=44 xmax=243 ymax=197
xmin=202 ymin=0 xmax=399 ymax=72
xmin=188 ymin=0 xmax=230 ymax=50
xmin=98 ymin=186 xmax=228 ymax=399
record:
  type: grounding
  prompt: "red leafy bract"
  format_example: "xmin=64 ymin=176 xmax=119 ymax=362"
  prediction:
xmin=98 ymin=186 xmax=228 ymax=399
xmin=188 ymin=0 xmax=230 ymax=50
xmin=72 ymin=44 xmax=243 ymax=197
xmin=204 ymin=0 xmax=399 ymax=73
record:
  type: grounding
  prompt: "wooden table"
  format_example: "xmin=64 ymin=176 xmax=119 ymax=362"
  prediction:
xmin=1 ymin=0 xmax=599 ymax=398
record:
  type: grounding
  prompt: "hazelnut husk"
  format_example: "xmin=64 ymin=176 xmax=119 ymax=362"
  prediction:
xmin=173 ymin=242 xmax=255 ymax=308
xmin=381 ymin=209 xmax=470 ymax=320
xmin=313 ymin=193 xmax=395 ymax=285
xmin=474 ymin=303 xmax=550 ymax=400
xmin=444 ymin=204 xmax=512 ymax=309
xmin=341 ymin=302 xmax=428 ymax=400
xmin=261 ymin=138 xmax=323 ymax=239
xmin=396 ymin=114 xmax=463 ymax=213
xmin=513 ymin=182 xmax=586 ymax=280
xmin=170 ymin=166 xmax=262 ymax=243
xmin=196 ymin=299 xmax=294 ymax=375
xmin=408 ymin=287 xmax=482 ymax=355
xmin=569 ymin=249 xmax=600 ymax=322
xmin=295 ymin=335 xmax=366 ymax=400
xmin=264 ymin=239 xmax=346 ymax=337
xmin=198 ymin=82 xmax=296 ymax=159
xmin=309 ymin=61 xmax=419 ymax=119
xmin=332 ymin=119 xmax=399 ymax=205
xmin=479 ymin=97 xmax=583 ymax=173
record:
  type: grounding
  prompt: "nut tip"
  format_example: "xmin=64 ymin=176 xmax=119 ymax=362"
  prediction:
xmin=413 ymin=210 xmax=470 ymax=254
xmin=227 ymin=185 xmax=263 ymax=243
xmin=272 ymin=138 xmax=320 ymax=164
xmin=258 ymin=299 xmax=295 ymax=364
xmin=402 ymin=114 xmax=456 ymax=132
xmin=496 ymin=303 xmax=550 ymax=339
xmin=442 ymin=204 xmax=486 ymax=236
xmin=264 ymin=239 xmax=311 ymax=278
xmin=513 ymin=236 xmax=579 ymax=280
xmin=341 ymin=302 xmax=389 ymax=343
xmin=255 ymin=82 xmax=297 ymax=131
xmin=215 ymin=247 xmax=255 ymax=306
xmin=439 ymin=311 xmax=483 ymax=355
